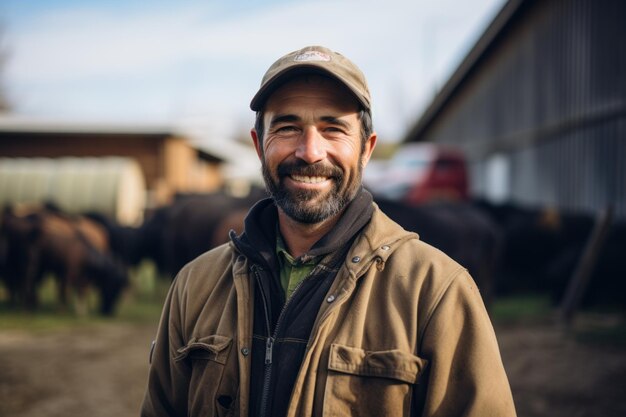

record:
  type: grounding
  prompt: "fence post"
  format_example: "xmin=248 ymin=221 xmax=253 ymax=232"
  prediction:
xmin=558 ymin=206 xmax=614 ymax=327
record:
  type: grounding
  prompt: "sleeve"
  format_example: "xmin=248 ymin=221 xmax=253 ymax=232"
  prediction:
xmin=416 ymin=270 xmax=517 ymax=417
xmin=140 ymin=274 xmax=190 ymax=417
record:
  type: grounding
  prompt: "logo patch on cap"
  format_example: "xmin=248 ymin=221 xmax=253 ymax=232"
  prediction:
xmin=293 ymin=51 xmax=331 ymax=62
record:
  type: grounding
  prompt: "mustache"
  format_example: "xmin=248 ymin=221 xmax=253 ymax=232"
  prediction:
xmin=277 ymin=160 xmax=342 ymax=178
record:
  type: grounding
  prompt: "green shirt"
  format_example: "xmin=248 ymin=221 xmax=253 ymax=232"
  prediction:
xmin=276 ymin=233 xmax=320 ymax=299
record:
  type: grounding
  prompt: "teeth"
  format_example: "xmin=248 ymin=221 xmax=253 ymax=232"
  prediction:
xmin=291 ymin=174 xmax=328 ymax=184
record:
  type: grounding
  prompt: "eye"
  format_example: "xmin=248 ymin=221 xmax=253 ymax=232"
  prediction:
xmin=324 ymin=126 xmax=346 ymax=134
xmin=274 ymin=125 xmax=299 ymax=134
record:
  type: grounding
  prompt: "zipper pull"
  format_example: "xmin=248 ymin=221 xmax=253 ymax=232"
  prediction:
xmin=265 ymin=337 xmax=274 ymax=365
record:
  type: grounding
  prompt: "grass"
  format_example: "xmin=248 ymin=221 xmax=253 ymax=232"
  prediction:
xmin=0 ymin=260 xmax=171 ymax=332
xmin=490 ymin=293 xmax=554 ymax=323
xmin=569 ymin=310 xmax=626 ymax=347
xmin=574 ymin=322 xmax=626 ymax=347
xmin=491 ymin=293 xmax=626 ymax=347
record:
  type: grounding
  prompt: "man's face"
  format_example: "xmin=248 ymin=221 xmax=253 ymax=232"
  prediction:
xmin=252 ymin=75 xmax=376 ymax=224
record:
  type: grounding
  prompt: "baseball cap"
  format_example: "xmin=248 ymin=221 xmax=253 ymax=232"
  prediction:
xmin=250 ymin=45 xmax=371 ymax=112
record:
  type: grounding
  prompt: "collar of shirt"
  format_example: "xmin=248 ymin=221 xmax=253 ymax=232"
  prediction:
xmin=276 ymin=231 xmax=320 ymax=299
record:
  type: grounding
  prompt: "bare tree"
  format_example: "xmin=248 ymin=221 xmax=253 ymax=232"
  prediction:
xmin=0 ymin=22 xmax=11 ymax=112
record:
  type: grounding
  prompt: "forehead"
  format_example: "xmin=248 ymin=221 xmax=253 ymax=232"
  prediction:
xmin=264 ymin=75 xmax=360 ymax=115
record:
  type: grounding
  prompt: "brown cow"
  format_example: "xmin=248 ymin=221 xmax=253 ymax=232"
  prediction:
xmin=1 ymin=205 xmax=128 ymax=315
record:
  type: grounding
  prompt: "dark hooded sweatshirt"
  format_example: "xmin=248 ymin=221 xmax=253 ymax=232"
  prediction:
xmin=231 ymin=189 xmax=374 ymax=417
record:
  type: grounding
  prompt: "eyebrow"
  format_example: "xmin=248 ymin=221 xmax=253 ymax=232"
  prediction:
xmin=268 ymin=114 xmax=351 ymax=129
xmin=269 ymin=114 xmax=301 ymax=128
xmin=320 ymin=116 xmax=351 ymax=129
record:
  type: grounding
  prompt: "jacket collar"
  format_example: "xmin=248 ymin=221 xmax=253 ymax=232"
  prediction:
xmin=342 ymin=203 xmax=420 ymax=276
xmin=231 ymin=188 xmax=375 ymax=268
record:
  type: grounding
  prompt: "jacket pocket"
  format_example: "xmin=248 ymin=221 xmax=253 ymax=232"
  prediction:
xmin=174 ymin=335 xmax=232 ymax=363
xmin=323 ymin=343 xmax=428 ymax=417
xmin=175 ymin=335 xmax=236 ymax=417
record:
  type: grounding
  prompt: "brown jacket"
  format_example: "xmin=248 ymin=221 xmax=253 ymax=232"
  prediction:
xmin=141 ymin=205 xmax=516 ymax=417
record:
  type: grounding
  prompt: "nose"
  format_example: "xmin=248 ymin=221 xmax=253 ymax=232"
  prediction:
xmin=295 ymin=127 xmax=326 ymax=164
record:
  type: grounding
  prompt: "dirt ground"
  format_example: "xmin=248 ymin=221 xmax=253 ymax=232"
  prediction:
xmin=0 ymin=321 xmax=157 ymax=417
xmin=497 ymin=318 xmax=626 ymax=417
xmin=0 ymin=316 xmax=625 ymax=417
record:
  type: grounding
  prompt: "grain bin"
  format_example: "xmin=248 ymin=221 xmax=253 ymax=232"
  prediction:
xmin=0 ymin=157 xmax=146 ymax=225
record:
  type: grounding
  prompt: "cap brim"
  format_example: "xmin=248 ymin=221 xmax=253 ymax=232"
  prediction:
xmin=249 ymin=65 xmax=369 ymax=111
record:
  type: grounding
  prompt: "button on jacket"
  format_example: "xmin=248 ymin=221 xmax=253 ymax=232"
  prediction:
xmin=141 ymin=203 xmax=517 ymax=417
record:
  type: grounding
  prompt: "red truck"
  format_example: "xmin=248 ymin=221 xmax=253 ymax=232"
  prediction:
xmin=367 ymin=143 xmax=469 ymax=205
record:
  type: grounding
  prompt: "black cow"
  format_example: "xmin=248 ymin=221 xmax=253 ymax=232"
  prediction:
xmin=0 ymin=207 xmax=40 ymax=307
xmin=474 ymin=199 xmax=626 ymax=308
xmin=89 ymin=188 xmax=267 ymax=278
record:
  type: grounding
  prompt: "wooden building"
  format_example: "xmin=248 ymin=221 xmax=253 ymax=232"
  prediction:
xmin=0 ymin=117 xmax=225 ymax=222
xmin=404 ymin=0 xmax=626 ymax=218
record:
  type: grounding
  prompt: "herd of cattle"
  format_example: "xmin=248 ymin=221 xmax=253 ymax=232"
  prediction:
xmin=1 ymin=188 xmax=625 ymax=315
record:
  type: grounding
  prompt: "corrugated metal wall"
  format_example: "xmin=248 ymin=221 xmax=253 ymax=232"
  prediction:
xmin=413 ymin=0 xmax=626 ymax=217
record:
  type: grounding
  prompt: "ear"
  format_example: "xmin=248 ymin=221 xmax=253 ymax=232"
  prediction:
xmin=250 ymin=128 xmax=263 ymax=161
xmin=360 ymin=132 xmax=377 ymax=168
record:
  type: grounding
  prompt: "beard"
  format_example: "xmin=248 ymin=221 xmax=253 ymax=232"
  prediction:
xmin=262 ymin=158 xmax=362 ymax=224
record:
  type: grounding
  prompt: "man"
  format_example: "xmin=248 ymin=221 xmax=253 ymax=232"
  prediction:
xmin=141 ymin=45 xmax=516 ymax=417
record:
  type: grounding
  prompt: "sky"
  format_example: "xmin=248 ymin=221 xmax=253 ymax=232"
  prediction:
xmin=0 ymin=0 xmax=507 ymax=148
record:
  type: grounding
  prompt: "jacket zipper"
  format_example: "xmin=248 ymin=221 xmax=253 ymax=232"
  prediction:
xmin=252 ymin=265 xmax=274 ymax=417
xmin=253 ymin=264 xmax=316 ymax=417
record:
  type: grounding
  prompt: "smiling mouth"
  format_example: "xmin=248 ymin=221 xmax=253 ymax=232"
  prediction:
xmin=290 ymin=174 xmax=330 ymax=184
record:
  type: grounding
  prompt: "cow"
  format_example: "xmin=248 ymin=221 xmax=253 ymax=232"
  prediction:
xmin=88 ymin=188 xmax=267 ymax=278
xmin=0 ymin=206 xmax=40 ymax=307
xmin=156 ymin=191 xmax=264 ymax=276
xmin=0 ymin=205 xmax=128 ymax=315
xmin=474 ymin=199 xmax=626 ymax=309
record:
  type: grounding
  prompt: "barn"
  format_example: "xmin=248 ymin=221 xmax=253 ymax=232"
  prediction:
xmin=404 ymin=0 xmax=626 ymax=219
xmin=0 ymin=116 xmax=228 ymax=223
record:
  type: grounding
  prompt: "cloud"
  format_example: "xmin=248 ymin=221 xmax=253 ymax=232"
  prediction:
xmin=3 ymin=0 xmax=506 ymax=141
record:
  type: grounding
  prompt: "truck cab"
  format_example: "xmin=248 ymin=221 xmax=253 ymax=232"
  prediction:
xmin=366 ymin=143 xmax=469 ymax=205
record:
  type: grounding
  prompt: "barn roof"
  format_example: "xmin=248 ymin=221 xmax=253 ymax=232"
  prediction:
xmin=404 ymin=0 xmax=528 ymax=143
xmin=0 ymin=115 xmax=175 ymax=136
xmin=0 ymin=115 xmax=225 ymax=163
